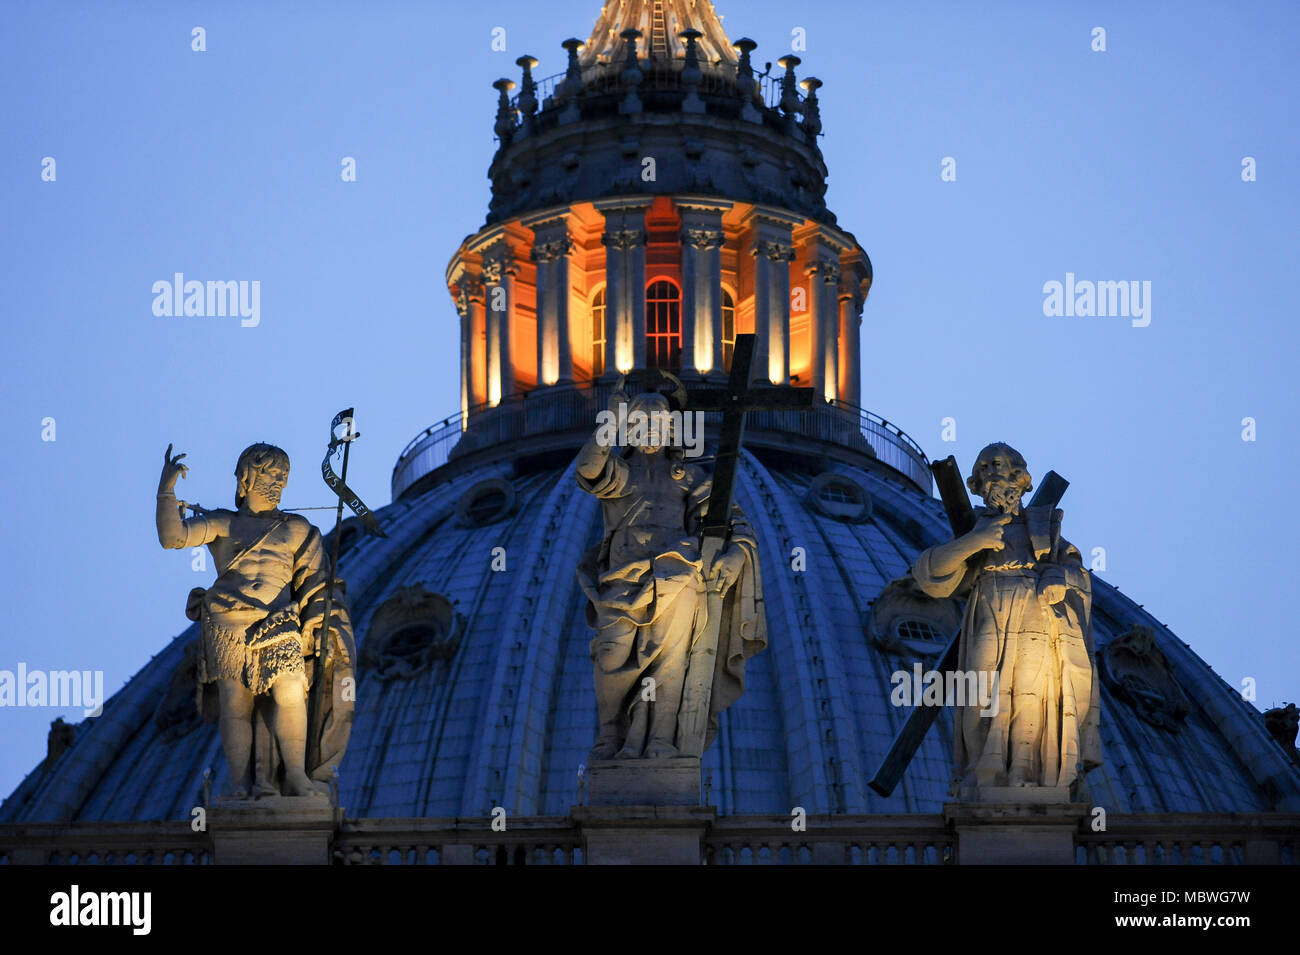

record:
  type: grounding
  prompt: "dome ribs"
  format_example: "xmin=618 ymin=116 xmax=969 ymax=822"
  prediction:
xmin=736 ymin=451 xmax=852 ymax=814
xmin=458 ymin=463 xmax=591 ymax=816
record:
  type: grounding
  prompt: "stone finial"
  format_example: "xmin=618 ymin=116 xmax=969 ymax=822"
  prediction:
xmin=732 ymin=38 xmax=762 ymax=124
xmin=680 ymin=28 xmax=702 ymax=79
xmin=800 ymin=76 xmax=823 ymax=137
xmin=778 ymin=55 xmax=802 ymax=134
xmin=558 ymin=38 xmax=584 ymax=101
xmin=492 ymin=78 xmax=517 ymax=145
xmin=733 ymin=37 xmax=757 ymax=96
xmin=680 ymin=29 xmax=704 ymax=113
xmin=619 ymin=28 xmax=643 ymax=114
xmin=516 ymin=55 xmax=539 ymax=135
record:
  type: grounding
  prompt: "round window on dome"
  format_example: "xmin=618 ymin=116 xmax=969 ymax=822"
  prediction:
xmin=806 ymin=472 xmax=872 ymax=522
xmin=358 ymin=586 xmax=463 ymax=681
xmin=455 ymin=477 xmax=517 ymax=527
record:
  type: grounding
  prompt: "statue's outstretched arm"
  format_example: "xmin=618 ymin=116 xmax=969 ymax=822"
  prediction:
xmin=577 ymin=388 xmax=629 ymax=481
xmin=155 ymin=443 xmax=216 ymax=549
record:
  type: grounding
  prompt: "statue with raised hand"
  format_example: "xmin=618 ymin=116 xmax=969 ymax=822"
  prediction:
xmin=575 ymin=378 xmax=764 ymax=762
xmin=156 ymin=442 xmax=354 ymax=799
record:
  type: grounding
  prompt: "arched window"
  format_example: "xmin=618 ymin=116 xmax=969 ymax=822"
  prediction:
xmin=645 ymin=279 xmax=681 ymax=373
xmin=721 ymin=288 xmax=736 ymax=373
xmin=590 ymin=288 xmax=606 ymax=377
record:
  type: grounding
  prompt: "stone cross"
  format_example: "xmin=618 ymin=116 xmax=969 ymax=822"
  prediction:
xmin=674 ymin=333 xmax=815 ymax=754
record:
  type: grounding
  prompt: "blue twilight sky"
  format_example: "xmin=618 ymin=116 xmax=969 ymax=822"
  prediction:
xmin=1 ymin=1 xmax=1296 ymax=796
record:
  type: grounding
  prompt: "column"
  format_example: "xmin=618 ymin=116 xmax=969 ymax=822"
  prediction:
xmin=595 ymin=199 xmax=651 ymax=375
xmin=482 ymin=242 xmax=517 ymax=405
xmin=462 ymin=274 xmax=487 ymax=409
xmin=678 ymin=200 xmax=730 ymax=377
xmin=456 ymin=284 xmax=471 ymax=417
xmin=527 ymin=215 xmax=575 ymax=386
xmin=742 ymin=210 xmax=800 ymax=385
xmin=822 ymin=261 xmax=841 ymax=403
xmin=804 ymin=233 xmax=845 ymax=403
xmin=838 ymin=276 xmax=864 ymax=407
xmin=750 ymin=236 xmax=795 ymax=384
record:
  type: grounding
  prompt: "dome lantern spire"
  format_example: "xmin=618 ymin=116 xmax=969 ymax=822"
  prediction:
xmin=583 ymin=0 xmax=737 ymax=68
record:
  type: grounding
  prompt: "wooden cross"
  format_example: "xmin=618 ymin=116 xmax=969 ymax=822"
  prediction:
xmin=866 ymin=456 xmax=1070 ymax=797
xmin=673 ymin=333 xmax=816 ymax=755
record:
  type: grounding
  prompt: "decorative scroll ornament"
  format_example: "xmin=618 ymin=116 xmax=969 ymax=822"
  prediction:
xmin=1099 ymin=625 xmax=1190 ymax=730
xmin=359 ymin=585 xmax=463 ymax=681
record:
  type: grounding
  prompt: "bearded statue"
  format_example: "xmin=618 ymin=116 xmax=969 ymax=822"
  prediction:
xmin=911 ymin=443 xmax=1102 ymax=795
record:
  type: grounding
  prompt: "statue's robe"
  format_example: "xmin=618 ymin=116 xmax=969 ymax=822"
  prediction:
xmin=184 ymin=509 xmax=356 ymax=788
xmin=912 ymin=504 xmax=1102 ymax=790
xmin=576 ymin=450 xmax=766 ymax=755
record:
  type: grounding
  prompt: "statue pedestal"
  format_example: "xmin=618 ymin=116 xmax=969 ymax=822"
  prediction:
xmin=577 ymin=758 xmax=709 ymax=864
xmin=943 ymin=793 xmax=1088 ymax=865
xmin=208 ymin=796 xmax=338 ymax=865
xmin=586 ymin=756 xmax=701 ymax=807
xmin=574 ymin=805 xmax=715 ymax=865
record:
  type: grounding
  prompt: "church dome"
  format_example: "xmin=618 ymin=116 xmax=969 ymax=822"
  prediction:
xmin=5 ymin=0 xmax=1298 ymax=827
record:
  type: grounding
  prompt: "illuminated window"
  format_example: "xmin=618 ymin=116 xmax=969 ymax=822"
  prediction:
xmin=721 ymin=289 xmax=736 ymax=373
xmin=645 ymin=279 xmax=681 ymax=373
xmin=591 ymin=288 xmax=606 ymax=377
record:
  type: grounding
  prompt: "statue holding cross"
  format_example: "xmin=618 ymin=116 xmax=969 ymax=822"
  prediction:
xmin=872 ymin=443 xmax=1103 ymax=800
xmin=575 ymin=334 xmax=811 ymax=761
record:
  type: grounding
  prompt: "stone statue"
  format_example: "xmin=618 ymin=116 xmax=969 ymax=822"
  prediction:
xmin=911 ymin=443 xmax=1101 ymax=795
xmin=156 ymin=442 xmax=355 ymax=798
xmin=576 ymin=383 xmax=766 ymax=761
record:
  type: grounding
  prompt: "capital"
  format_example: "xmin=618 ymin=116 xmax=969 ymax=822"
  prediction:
xmin=752 ymin=239 xmax=795 ymax=262
xmin=481 ymin=245 xmax=517 ymax=284
xmin=530 ymin=235 xmax=574 ymax=263
xmin=806 ymin=257 xmax=841 ymax=284
xmin=681 ymin=227 xmax=725 ymax=251
xmin=602 ymin=228 xmax=646 ymax=251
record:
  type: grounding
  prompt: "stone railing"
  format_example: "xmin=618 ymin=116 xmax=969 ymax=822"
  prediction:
xmin=0 ymin=822 xmax=213 ymax=865
xmin=705 ymin=814 xmax=954 ymax=865
xmin=1074 ymin=813 xmax=1300 ymax=865
xmin=4 ymin=813 xmax=1294 ymax=865
xmin=332 ymin=816 xmax=583 ymax=865
xmin=391 ymin=383 xmax=932 ymax=501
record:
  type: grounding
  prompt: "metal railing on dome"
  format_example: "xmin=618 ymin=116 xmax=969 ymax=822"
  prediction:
xmin=515 ymin=59 xmax=798 ymax=116
xmin=390 ymin=382 xmax=932 ymax=501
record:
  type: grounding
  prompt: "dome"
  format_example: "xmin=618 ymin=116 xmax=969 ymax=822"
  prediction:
xmin=4 ymin=0 xmax=1298 ymax=840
